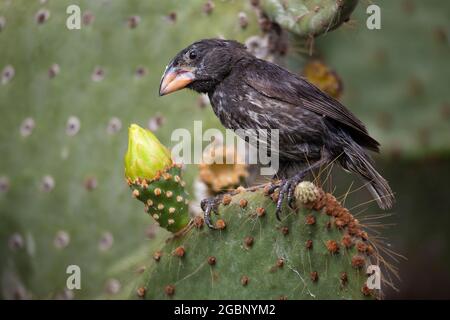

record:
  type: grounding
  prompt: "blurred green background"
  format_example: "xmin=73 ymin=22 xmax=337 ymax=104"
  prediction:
xmin=0 ymin=0 xmax=449 ymax=299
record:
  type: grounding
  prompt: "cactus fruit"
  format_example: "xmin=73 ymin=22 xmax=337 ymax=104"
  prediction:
xmin=260 ymin=0 xmax=358 ymax=38
xmin=131 ymin=182 xmax=378 ymax=299
xmin=125 ymin=124 xmax=190 ymax=233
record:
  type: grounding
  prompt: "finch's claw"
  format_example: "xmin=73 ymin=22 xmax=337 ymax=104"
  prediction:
xmin=287 ymin=184 xmax=297 ymax=209
xmin=266 ymin=181 xmax=281 ymax=195
xmin=275 ymin=180 xmax=289 ymax=221
xmin=200 ymin=197 xmax=221 ymax=229
xmin=273 ymin=172 xmax=307 ymax=220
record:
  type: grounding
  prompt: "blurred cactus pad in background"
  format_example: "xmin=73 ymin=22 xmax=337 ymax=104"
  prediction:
xmin=1 ymin=0 xmax=450 ymax=299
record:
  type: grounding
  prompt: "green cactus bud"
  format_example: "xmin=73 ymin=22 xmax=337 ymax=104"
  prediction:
xmin=124 ymin=124 xmax=173 ymax=182
xmin=125 ymin=124 xmax=190 ymax=233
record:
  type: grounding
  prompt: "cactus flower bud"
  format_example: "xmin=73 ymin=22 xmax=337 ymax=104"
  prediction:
xmin=125 ymin=124 xmax=189 ymax=233
xmin=124 ymin=124 xmax=172 ymax=181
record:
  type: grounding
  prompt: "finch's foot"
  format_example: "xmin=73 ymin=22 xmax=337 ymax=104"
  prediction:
xmin=200 ymin=196 xmax=223 ymax=229
xmin=268 ymin=173 xmax=306 ymax=221
xmin=200 ymin=186 xmax=263 ymax=229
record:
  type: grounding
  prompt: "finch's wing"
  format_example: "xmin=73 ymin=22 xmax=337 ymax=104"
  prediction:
xmin=242 ymin=59 xmax=380 ymax=152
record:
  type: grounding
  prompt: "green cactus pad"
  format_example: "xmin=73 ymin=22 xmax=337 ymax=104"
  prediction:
xmin=260 ymin=0 xmax=358 ymax=38
xmin=130 ymin=165 xmax=190 ymax=233
xmin=132 ymin=186 xmax=378 ymax=299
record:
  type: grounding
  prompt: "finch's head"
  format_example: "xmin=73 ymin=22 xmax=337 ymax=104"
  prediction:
xmin=159 ymin=39 xmax=247 ymax=96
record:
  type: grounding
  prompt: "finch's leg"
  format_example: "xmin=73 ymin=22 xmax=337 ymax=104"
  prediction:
xmin=266 ymin=180 xmax=282 ymax=195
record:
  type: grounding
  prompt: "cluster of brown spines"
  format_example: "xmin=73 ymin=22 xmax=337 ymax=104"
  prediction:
xmin=240 ymin=275 xmax=250 ymax=286
xmin=165 ymin=285 xmax=175 ymax=297
xmin=153 ymin=250 xmax=162 ymax=262
xmin=326 ymin=240 xmax=340 ymax=255
xmin=227 ymin=183 xmax=374 ymax=265
xmin=173 ymin=246 xmax=185 ymax=258
xmin=126 ymin=164 xmax=186 ymax=190
xmin=263 ymin=184 xmax=281 ymax=203
xmin=264 ymin=183 xmax=373 ymax=257
xmin=215 ymin=219 xmax=226 ymax=230
xmin=207 ymin=256 xmax=216 ymax=266
xmin=136 ymin=286 xmax=146 ymax=298
xmin=269 ymin=257 xmax=285 ymax=273
xmin=193 ymin=216 xmax=204 ymax=229
xmin=298 ymin=187 xmax=376 ymax=296
xmin=302 ymin=189 xmax=373 ymax=255
xmin=244 ymin=236 xmax=254 ymax=248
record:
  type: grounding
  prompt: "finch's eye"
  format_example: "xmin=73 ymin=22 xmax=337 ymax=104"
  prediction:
xmin=189 ymin=50 xmax=197 ymax=60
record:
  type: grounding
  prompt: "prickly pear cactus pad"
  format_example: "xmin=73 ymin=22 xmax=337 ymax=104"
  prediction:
xmin=125 ymin=125 xmax=378 ymax=299
xmin=260 ymin=0 xmax=359 ymax=38
xmin=131 ymin=183 xmax=378 ymax=300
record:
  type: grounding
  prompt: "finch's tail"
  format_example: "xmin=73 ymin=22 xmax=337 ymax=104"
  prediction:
xmin=339 ymin=136 xmax=394 ymax=210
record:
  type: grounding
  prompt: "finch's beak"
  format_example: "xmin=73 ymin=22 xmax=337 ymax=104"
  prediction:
xmin=159 ymin=66 xmax=195 ymax=96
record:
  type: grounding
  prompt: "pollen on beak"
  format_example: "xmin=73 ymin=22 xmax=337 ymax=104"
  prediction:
xmin=159 ymin=66 xmax=195 ymax=96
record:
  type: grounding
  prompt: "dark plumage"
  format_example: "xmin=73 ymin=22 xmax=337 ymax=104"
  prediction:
xmin=159 ymin=39 xmax=394 ymax=226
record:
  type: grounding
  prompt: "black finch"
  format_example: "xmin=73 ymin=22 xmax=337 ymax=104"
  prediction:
xmin=160 ymin=39 xmax=394 ymax=225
